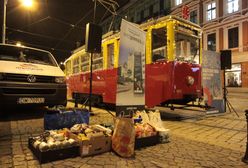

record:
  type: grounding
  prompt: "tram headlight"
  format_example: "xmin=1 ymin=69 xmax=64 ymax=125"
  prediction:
xmin=186 ymin=76 xmax=194 ymax=86
xmin=55 ymin=76 xmax=65 ymax=83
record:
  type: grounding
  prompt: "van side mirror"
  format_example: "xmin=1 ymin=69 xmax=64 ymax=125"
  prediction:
xmin=59 ymin=62 xmax=65 ymax=71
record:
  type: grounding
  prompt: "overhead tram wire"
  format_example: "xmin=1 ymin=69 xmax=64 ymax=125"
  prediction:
xmin=7 ymin=40 xmax=70 ymax=54
xmin=53 ymin=3 xmax=101 ymax=50
xmin=19 ymin=16 xmax=50 ymax=30
xmin=49 ymin=17 xmax=84 ymax=30
xmin=6 ymin=27 xmax=75 ymax=44
xmin=53 ymin=0 xmax=119 ymax=50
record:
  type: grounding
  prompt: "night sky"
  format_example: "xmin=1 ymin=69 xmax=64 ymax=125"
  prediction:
xmin=0 ymin=0 xmax=129 ymax=63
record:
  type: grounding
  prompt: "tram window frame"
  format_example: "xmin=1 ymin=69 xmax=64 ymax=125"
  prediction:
xmin=151 ymin=27 xmax=167 ymax=62
xmin=65 ymin=60 xmax=72 ymax=75
xmin=72 ymin=56 xmax=80 ymax=74
xmin=175 ymin=30 xmax=200 ymax=64
xmin=107 ymin=43 xmax=115 ymax=68
xmin=80 ymin=53 xmax=90 ymax=72
xmin=92 ymin=52 xmax=103 ymax=71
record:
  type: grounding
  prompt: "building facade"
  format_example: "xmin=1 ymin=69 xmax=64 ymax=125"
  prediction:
xmin=170 ymin=0 xmax=248 ymax=87
xmin=101 ymin=0 xmax=170 ymax=34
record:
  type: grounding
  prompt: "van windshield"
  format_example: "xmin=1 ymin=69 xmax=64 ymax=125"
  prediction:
xmin=0 ymin=45 xmax=57 ymax=66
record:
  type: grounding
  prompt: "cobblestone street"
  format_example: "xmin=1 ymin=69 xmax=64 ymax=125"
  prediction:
xmin=0 ymin=88 xmax=248 ymax=168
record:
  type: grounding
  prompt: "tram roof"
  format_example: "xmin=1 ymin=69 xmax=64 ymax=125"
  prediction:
xmin=66 ymin=15 xmax=202 ymax=62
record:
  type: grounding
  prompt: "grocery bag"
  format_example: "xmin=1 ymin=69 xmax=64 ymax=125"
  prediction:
xmin=148 ymin=110 xmax=166 ymax=131
xmin=44 ymin=108 xmax=89 ymax=130
xmin=140 ymin=110 xmax=150 ymax=123
xmin=112 ymin=117 xmax=135 ymax=158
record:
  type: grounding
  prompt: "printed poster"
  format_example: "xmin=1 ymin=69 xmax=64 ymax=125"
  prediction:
xmin=116 ymin=19 xmax=146 ymax=116
xmin=202 ymin=50 xmax=224 ymax=112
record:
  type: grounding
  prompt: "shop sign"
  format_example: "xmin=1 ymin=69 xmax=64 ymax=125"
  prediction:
xmin=182 ymin=5 xmax=190 ymax=20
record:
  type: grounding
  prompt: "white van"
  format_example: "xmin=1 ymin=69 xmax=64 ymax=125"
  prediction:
xmin=0 ymin=44 xmax=67 ymax=107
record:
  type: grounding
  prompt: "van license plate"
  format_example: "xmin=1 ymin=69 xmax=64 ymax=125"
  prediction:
xmin=17 ymin=97 xmax=45 ymax=104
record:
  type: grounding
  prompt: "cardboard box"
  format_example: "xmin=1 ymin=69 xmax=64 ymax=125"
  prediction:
xmin=80 ymin=134 xmax=111 ymax=157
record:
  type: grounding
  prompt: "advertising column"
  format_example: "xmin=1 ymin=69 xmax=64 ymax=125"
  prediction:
xmin=116 ymin=19 xmax=146 ymax=117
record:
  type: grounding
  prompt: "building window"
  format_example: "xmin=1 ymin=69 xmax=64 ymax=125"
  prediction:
xmin=228 ymin=27 xmax=239 ymax=48
xmin=207 ymin=33 xmax=216 ymax=51
xmin=226 ymin=64 xmax=241 ymax=87
xmin=175 ymin=0 xmax=182 ymax=6
xmin=149 ymin=5 xmax=154 ymax=17
xmin=140 ymin=10 xmax=144 ymax=21
xmin=160 ymin=0 xmax=164 ymax=10
xmin=190 ymin=10 xmax=197 ymax=24
xmin=206 ymin=2 xmax=216 ymax=21
xmin=227 ymin=0 xmax=239 ymax=13
xmin=130 ymin=17 xmax=134 ymax=22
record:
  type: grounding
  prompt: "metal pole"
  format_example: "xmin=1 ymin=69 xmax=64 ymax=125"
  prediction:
xmin=242 ymin=110 xmax=248 ymax=163
xmin=93 ymin=0 xmax=96 ymax=23
xmin=223 ymin=69 xmax=227 ymax=112
xmin=89 ymin=52 xmax=93 ymax=112
xmin=2 ymin=0 xmax=7 ymax=44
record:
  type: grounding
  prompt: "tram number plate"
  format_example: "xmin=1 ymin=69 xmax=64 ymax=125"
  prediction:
xmin=17 ymin=97 xmax=45 ymax=104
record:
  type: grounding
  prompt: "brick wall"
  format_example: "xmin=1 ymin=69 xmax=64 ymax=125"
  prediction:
xmin=241 ymin=62 xmax=248 ymax=87
xmin=219 ymin=28 xmax=223 ymax=51
xmin=243 ymin=21 xmax=248 ymax=52
xmin=243 ymin=0 xmax=248 ymax=10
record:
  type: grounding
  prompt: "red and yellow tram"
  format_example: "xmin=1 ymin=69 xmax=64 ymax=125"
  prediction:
xmin=64 ymin=15 xmax=203 ymax=108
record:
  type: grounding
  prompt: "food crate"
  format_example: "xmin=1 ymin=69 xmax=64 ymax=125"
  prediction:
xmin=135 ymin=134 xmax=159 ymax=149
xmin=28 ymin=138 xmax=79 ymax=164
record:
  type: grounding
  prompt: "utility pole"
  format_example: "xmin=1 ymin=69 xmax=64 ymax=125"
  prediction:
xmin=2 ymin=0 xmax=7 ymax=44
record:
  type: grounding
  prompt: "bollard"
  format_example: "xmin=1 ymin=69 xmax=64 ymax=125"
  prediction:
xmin=242 ymin=110 xmax=248 ymax=163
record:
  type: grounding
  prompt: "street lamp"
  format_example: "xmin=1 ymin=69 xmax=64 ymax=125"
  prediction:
xmin=21 ymin=0 xmax=34 ymax=8
xmin=2 ymin=0 xmax=35 ymax=44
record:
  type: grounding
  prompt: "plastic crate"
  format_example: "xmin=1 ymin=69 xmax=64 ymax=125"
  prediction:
xmin=135 ymin=134 xmax=159 ymax=149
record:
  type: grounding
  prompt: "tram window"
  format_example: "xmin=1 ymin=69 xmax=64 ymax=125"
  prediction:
xmin=73 ymin=57 xmax=80 ymax=73
xmin=65 ymin=60 xmax=72 ymax=75
xmin=175 ymin=32 xmax=199 ymax=63
xmin=92 ymin=53 xmax=103 ymax=71
xmin=81 ymin=53 xmax=89 ymax=72
xmin=107 ymin=43 xmax=114 ymax=68
xmin=152 ymin=27 xmax=167 ymax=62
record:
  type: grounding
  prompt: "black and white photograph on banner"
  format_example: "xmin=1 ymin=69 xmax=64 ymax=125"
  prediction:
xmin=116 ymin=19 xmax=146 ymax=116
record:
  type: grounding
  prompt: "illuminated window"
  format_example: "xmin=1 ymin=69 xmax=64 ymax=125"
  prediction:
xmin=207 ymin=2 xmax=216 ymax=21
xmin=175 ymin=0 xmax=182 ymax=6
xmin=227 ymin=0 xmax=239 ymax=13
